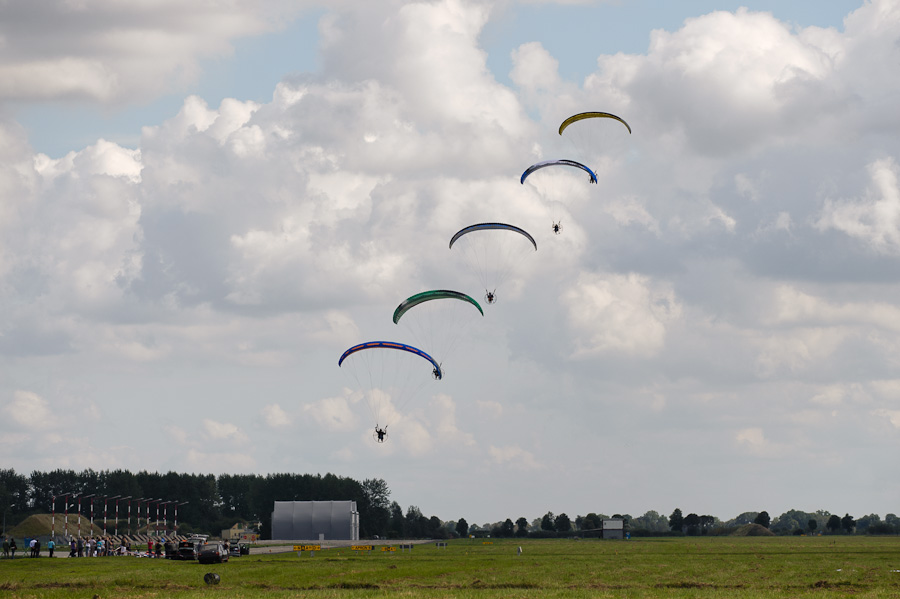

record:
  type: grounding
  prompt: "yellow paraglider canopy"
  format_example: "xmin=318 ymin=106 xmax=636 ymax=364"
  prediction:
xmin=558 ymin=111 xmax=632 ymax=136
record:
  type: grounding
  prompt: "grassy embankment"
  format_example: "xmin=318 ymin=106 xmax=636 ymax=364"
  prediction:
xmin=1 ymin=535 xmax=898 ymax=598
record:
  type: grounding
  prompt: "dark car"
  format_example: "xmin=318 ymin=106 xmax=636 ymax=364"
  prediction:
xmin=229 ymin=543 xmax=250 ymax=557
xmin=175 ymin=540 xmax=200 ymax=561
xmin=164 ymin=541 xmax=177 ymax=559
xmin=198 ymin=542 xmax=229 ymax=564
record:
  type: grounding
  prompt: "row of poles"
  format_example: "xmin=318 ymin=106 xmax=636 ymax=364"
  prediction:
xmin=49 ymin=493 xmax=187 ymax=540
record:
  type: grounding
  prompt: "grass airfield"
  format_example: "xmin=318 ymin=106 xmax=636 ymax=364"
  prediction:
xmin=2 ymin=536 xmax=899 ymax=598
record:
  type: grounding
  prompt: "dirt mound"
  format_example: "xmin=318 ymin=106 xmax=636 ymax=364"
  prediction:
xmin=7 ymin=514 xmax=103 ymax=539
xmin=731 ymin=523 xmax=775 ymax=537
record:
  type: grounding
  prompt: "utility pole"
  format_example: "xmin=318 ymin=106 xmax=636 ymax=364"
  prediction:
xmin=115 ymin=496 xmax=131 ymax=537
xmin=103 ymin=496 xmax=121 ymax=536
xmin=174 ymin=501 xmax=189 ymax=538
xmin=78 ymin=494 xmax=95 ymax=539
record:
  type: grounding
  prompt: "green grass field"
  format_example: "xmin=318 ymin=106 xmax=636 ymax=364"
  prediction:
xmin=2 ymin=536 xmax=899 ymax=598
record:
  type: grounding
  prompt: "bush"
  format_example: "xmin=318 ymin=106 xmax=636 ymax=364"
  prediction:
xmin=867 ymin=523 xmax=897 ymax=535
xmin=626 ymin=529 xmax=684 ymax=538
xmin=527 ymin=530 xmax=558 ymax=539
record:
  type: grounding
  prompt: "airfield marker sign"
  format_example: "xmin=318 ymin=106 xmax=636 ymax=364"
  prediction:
xmin=294 ymin=544 xmax=321 ymax=556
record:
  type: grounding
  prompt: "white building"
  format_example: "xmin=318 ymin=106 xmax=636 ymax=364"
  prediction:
xmin=602 ymin=518 xmax=625 ymax=539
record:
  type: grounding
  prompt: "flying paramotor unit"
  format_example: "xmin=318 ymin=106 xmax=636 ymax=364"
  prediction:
xmin=338 ymin=341 xmax=442 ymax=442
xmin=449 ymin=223 xmax=537 ymax=304
xmin=520 ymin=159 xmax=598 ymax=234
xmin=393 ymin=290 xmax=483 ymax=374
xmin=557 ymin=111 xmax=632 ymax=174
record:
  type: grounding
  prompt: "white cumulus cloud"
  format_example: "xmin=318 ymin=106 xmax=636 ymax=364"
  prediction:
xmin=3 ymin=390 xmax=58 ymax=429
xmin=562 ymin=271 xmax=682 ymax=358
xmin=261 ymin=403 xmax=292 ymax=428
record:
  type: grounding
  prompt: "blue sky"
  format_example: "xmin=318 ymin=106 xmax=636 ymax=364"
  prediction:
xmin=15 ymin=1 xmax=861 ymax=158
xmin=2 ymin=0 xmax=899 ymax=527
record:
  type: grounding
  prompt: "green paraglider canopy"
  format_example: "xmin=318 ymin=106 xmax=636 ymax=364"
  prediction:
xmin=393 ymin=290 xmax=483 ymax=324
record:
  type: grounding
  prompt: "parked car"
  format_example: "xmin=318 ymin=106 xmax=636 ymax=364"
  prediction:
xmin=229 ymin=543 xmax=250 ymax=557
xmin=198 ymin=542 xmax=229 ymax=564
xmin=175 ymin=540 xmax=201 ymax=561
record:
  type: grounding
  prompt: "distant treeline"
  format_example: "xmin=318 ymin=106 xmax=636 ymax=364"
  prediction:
xmin=469 ymin=508 xmax=900 ymax=538
xmin=3 ymin=468 xmax=897 ymax=539
xmin=660 ymin=508 xmax=900 ymax=536
xmin=0 ymin=468 xmax=412 ymax=539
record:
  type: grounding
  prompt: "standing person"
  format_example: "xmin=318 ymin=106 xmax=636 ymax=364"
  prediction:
xmin=2 ymin=536 xmax=9 ymax=558
xmin=69 ymin=538 xmax=76 ymax=557
xmin=29 ymin=537 xmax=37 ymax=557
xmin=9 ymin=538 xmax=16 ymax=559
xmin=76 ymin=537 xmax=83 ymax=557
xmin=34 ymin=539 xmax=41 ymax=557
xmin=47 ymin=538 xmax=55 ymax=558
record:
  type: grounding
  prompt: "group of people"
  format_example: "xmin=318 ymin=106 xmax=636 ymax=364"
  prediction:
xmin=67 ymin=536 xmax=131 ymax=557
xmin=2 ymin=535 xmax=226 ymax=559
xmin=0 ymin=535 xmax=143 ymax=558
xmin=1 ymin=537 xmax=55 ymax=558
xmin=146 ymin=539 xmax=171 ymax=558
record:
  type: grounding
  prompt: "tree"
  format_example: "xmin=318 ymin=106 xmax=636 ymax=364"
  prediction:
xmin=500 ymin=518 xmax=515 ymax=537
xmin=405 ymin=505 xmax=425 ymax=538
xmin=455 ymin=518 xmax=468 ymax=538
xmin=427 ymin=516 xmax=446 ymax=539
xmin=0 ymin=469 xmax=29 ymax=521
xmin=727 ymin=512 xmax=758 ymax=527
xmin=826 ymin=514 xmax=841 ymax=533
xmin=669 ymin=508 xmax=683 ymax=532
xmin=360 ymin=478 xmax=391 ymax=538
xmin=855 ymin=513 xmax=880 ymax=534
xmin=753 ymin=511 xmax=770 ymax=529
xmin=808 ymin=519 xmax=817 ymax=534
xmin=771 ymin=509 xmax=813 ymax=534
xmin=841 ymin=513 xmax=855 ymax=534
xmin=515 ymin=517 xmax=529 ymax=537
xmin=541 ymin=512 xmax=556 ymax=532
xmin=388 ymin=502 xmax=404 ymax=538
xmin=581 ymin=513 xmax=603 ymax=531
xmin=683 ymin=513 xmax=701 ymax=535
xmin=885 ymin=514 xmax=899 ymax=534
xmin=631 ymin=510 xmax=668 ymax=533
xmin=554 ymin=513 xmax=572 ymax=533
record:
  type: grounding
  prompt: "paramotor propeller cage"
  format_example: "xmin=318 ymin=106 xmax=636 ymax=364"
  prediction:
xmin=373 ymin=428 xmax=388 ymax=443
xmin=552 ymin=221 xmax=563 ymax=235
xmin=485 ymin=290 xmax=497 ymax=304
